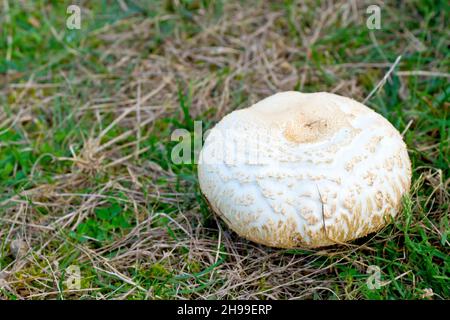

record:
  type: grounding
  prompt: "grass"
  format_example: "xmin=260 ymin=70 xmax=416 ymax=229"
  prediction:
xmin=0 ymin=0 xmax=448 ymax=299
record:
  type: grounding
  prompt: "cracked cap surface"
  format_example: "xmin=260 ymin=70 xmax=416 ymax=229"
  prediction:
xmin=198 ymin=91 xmax=412 ymax=248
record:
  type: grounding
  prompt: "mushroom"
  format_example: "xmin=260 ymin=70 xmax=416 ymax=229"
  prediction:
xmin=198 ymin=92 xmax=411 ymax=248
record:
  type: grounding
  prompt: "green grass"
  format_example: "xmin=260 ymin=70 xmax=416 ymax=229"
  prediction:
xmin=0 ymin=0 xmax=448 ymax=299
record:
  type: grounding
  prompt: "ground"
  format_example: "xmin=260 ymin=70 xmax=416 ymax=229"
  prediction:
xmin=0 ymin=0 xmax=448 ymax=299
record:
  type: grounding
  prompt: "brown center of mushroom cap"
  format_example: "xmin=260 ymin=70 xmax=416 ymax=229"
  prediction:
xmin=282 ymin=108 xmax=350 ymax=143
xmin=247 ymin=92 xmax=351 ymax=144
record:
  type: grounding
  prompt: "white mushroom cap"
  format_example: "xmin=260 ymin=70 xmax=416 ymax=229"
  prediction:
xmin=198 ymin=92 xmax=412 ymax=248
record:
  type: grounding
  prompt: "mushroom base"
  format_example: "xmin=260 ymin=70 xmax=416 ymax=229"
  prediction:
xmin=204 ymin=193 xmax=400 ymax=248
